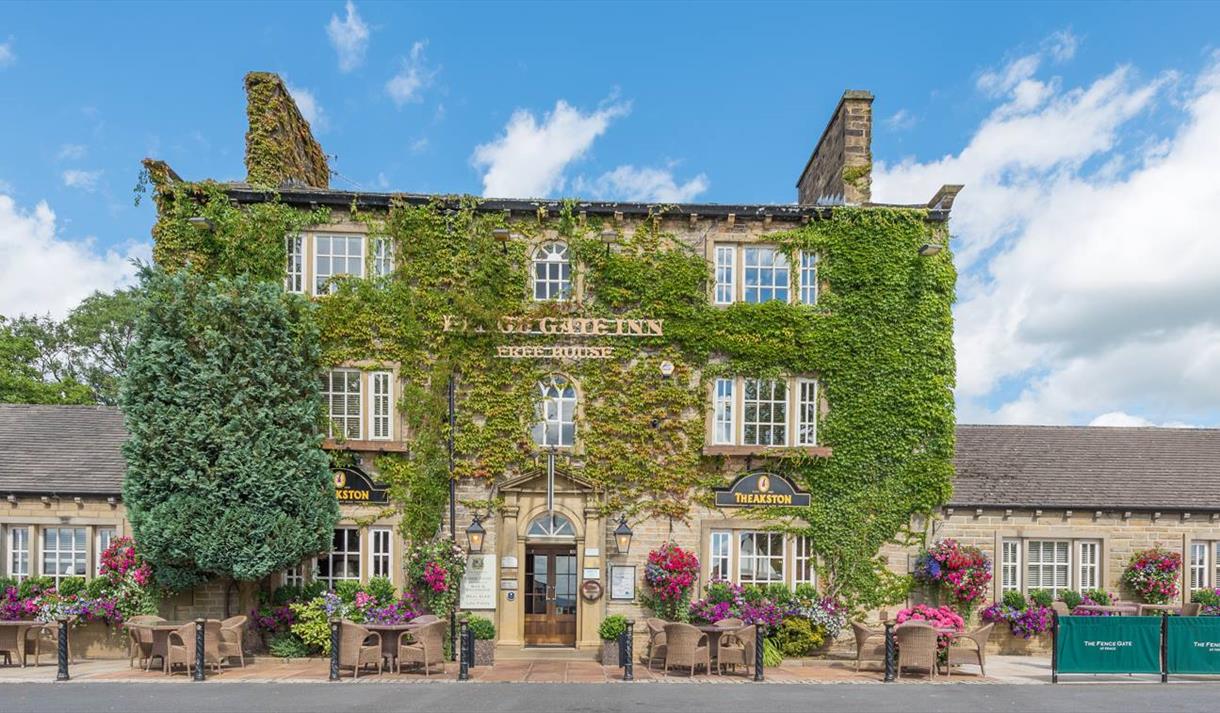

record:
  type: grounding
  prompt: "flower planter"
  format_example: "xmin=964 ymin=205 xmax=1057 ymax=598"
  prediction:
xmin=986 ymin=626 xmax=1051 ymax=656
xmin=600 ymin=640 xmax=620 ymax=665
xmin=474 ymin=639 xmax=495 ymax=666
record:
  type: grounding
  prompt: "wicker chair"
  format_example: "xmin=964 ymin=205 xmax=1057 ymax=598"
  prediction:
xmin=895 ymin=623 xmax=938 ymax=680
xmin=662 ymin=622 xmax=710 ymax=677
xmin=1182 ymin=602 xmax=1203 ymax=617
xmin=1051 ymin=601 xmax=1071 ymax=617
xmin=125 ymin=615 xmax=164 ymax=669
xmin=0 ymin=625 xmax=21 ymax=666
xmin=396 ymin=619 xmax=444 ymax=677
xmin=333 ymin=621 xmax=381 ymax=679
xmin=412 ymin=614 xmax=440 ymax=625
xmin=645 ymin=618 xmax=668 ymax=670
xmin=24 ymin=617 xmax=79 ymax=666
xmin=219 ymin=615 xmax=247 ymax=667
xmin=716 ymin=624 xmax=755 ymax=676
xmin=852 ymin=622 xmax=886 ymax=672
xmin=715 ymin=617 xmax=745 ymax=629
xmin=947 ymin=622 xmax=993 ymax=677
xmin=166 ymin=621 xmax=224 ymax=676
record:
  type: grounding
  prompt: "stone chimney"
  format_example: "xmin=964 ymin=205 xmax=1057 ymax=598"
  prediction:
xmin=243 ymin=72 xmax=330 ymax=189
xmin=796 ymin=90 xmax=873 ymax=205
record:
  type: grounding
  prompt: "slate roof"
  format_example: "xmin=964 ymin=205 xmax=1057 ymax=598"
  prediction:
xmin=951 ymin=424 xmax=1220 ymax=512
xmin=0 ymin=404 xmax=126 ymax=496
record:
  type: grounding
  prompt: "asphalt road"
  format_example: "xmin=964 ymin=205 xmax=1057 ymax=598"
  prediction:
xmin=4 ymin=682 xmax=1220 ymax=713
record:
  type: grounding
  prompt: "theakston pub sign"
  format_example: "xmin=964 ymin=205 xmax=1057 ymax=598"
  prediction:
xmin=333 ymin=466 xmax=390 ymax=504
xmin=714 ymin=472 xmax=811 ymax=508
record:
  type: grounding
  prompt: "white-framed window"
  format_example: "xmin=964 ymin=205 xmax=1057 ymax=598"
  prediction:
xmin=285 ymin=235 xmax=304 ymax=293
xmin=793 ymin=535 xmax=816 ymax=587
xmin=372 ymin=237 xmax=394 ymax=278
xmin=1000 ymin=540 xmax=1021 ymax=592
xmin=95 ymin=527 xmax=117 ymax=575
xmin=743 ymin=378 xmax=787 ymax=447
xmin=526 ymin=513 xmax=576 ymax=538
xmin=532 ymin=242 xmax=571 ymax=301
xmin=7 ymin=526 xmax=30 ymax=581
xmin=531 ymin=374 xmax=576 ymax=448
xmin=709 ymin=531 xmax=731 ymax=581
xmin=41 ymin=527 xmax=86 ymax=584
xmin=1077 ymin=540 xmax=1099 ymax=591
xmin=370 ymin=528 xmax=393 ymax=579
xmin=314 ymin=235 xmax=365 ymax=294
xmin=795 ymin=379 xmax=818 ymax=446
xmin=1215 ymin=543 xmax=1220 ymax=595
xmin=738 ymin=531 xmax=785 ymax=585
xmin=1026 ymin=540 xmax=1070 ymax=597
xmin=712 ymin=378 xmax=734 ymax=445
xmin=370 ymin=371 xmax=393 ymax=440
xmin=743 ymin=246 xmax=790 ymax=304
xmin=714 ymin=245 xmax=735 ymax=305
xmin=798 ymin=251 xmax=818 ymax=305
xmin=322 ymin=369 xmax=363 ymax=440
xmin=282 ymin=563 xmax=305 ymax=588
xmin=1189 ymin=542 xmax=1209 ymax=592
xmin=317 ymin=528 xmax=361 ymax=588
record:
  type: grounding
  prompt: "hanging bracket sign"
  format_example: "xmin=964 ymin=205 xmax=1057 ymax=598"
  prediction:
xmin=333 ymin=466 xmax=390 ymax=504
xmin=714 ymin=472 xmax=810 ymax=508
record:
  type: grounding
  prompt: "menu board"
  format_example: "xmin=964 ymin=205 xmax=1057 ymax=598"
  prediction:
xmin=610 ymin=565 xmax=636 ymax=601
xmin=460 ymin=554 xmax=496 ymax=609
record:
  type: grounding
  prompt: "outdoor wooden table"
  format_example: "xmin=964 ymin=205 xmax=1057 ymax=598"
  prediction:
xmin=126 ymin=619 xmax=219 ymax=673
xmin=1074 ymin=604 xmax=1140 ymax=616
xmin=363 ymin=621 xmax=424 ymax=668
xmin=0 ymin=620 xmax=47 ymax=667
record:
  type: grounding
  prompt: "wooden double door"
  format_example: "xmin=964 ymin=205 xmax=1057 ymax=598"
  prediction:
xmin=523 ymin=545 xmax=578 ymax=646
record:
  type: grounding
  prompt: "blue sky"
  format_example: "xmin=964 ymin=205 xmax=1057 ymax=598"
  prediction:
xmin=2 ymin=1 xmax=1220 ymax=427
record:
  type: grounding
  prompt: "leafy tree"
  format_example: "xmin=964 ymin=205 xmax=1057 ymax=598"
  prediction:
xmin=61 ymin=288 xmax=142 ymax=405
xmin=0 ymin=316 xmax=92 ymax=404
xmin=121 ymin=268 xmax=338 ymax=591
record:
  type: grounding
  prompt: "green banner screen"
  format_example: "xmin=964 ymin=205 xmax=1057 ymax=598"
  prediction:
xmin=1167 ymin=616 xmax=1220 ymax=674
xmin=1056 ymin=616 xmax=1162 ymax=674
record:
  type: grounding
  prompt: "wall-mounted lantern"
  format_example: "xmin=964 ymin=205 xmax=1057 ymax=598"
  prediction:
xmin=613 ymin=515 xmax=633 ymax=555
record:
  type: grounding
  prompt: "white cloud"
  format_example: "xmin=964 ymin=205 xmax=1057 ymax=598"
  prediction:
xmin=0 ymin=193 xmax=146 ymax=318
xmin=874 ymin=37 xmax=1220 ymax=427
xmin=286 ymin=83 xmax=328 ymax=132
xmin=61 ymin=169 xmax=103 ymax=192
xmin=409 ymin=137 xmax=429 ymax=154
xmin=1088 ymin=411 xmax=1195 ymax=428
xmin=0 ymin=39 xmax=14 ymax=69
xmin=385 ymin=41 xmax=437 ymax=106
xmin=885 ymin=109 xmax=917 ymax=131
xmin=577 ymin=165 xmax=709 ymax=203
xmin=327 ymin=1 xmax=369 ymax=73
xmin=472 ymin=99 xmax=630 ymax=198
xmin=56 ymin=144 xmax=87 ymax=161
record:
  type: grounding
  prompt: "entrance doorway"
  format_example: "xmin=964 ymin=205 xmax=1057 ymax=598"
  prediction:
xmin=524 ymin=545 xmax=577 ymax=646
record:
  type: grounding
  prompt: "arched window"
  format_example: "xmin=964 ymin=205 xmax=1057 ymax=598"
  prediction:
xmin=527 ymin=513 xmax=575 ymax=538
xmin=532 ymin=242 xmax=571 ymax=301
xmin=531 ymin=375 xmax=576 ymax=447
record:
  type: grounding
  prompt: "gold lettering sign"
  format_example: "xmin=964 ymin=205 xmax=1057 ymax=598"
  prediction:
xmin=442 ymin=316 xmax=664 ymax=337
xmin=332 ymin=466 xmax=389 ymax=505
xmin=714 ymin=472 xmax=811 ymax=508
xmin=495 ymin=345 xmax=615 ymax=360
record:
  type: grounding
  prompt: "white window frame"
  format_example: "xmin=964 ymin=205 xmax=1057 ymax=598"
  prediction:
xmin=795 ymin=379 xmax=818 ymax=446
xmin=95 ymin=527 xmax=117 ymax=576
xmin=709 ymin=530 xmax=731 ymax=582
xmin=738 ymin=531 xmax=785 ymax=585
xmin=713 ymin=376 xmax=820 ymax=448
xmin=371 ymin=237 xmax=394 ymax=278
xmin=282 ymin=563 xmax=306 ymax=588
xmin=742 ymin=378 xmax=787 ymax=447
xmin=532 ymin=242 xmax=572 ymax=302
xmin=322 ymin=369 xmax=363 ymax=440
xmin=41 ymin=526 xmax=87 ymax=584
xmin=531 ymin=374 xmax=576 ymax=448
xmin=712 ymin=378 xmax=734 ymax=445
xmin=1000 ymin=539 xmax=1021 ymax=593
xmin=317 ymin=528 xmax=362 ymax=588
xmin=370 ymin=528 xmax=393 ymax=580
xmin=1026 ymin=539 xmax=1071 ymax=598
xmin=1077 ymin=540 xmax=1100 ymax=592
xmin=369 ymin=371 xmax=393 ymax=441
xmin=714 ymin=245 xmax=735 ymax=305
xmin=313 ymin=234 xmax=365 ymax=295
xmin=285 ymin=235 xmax=304 ymax=293
xmin=7 ymin=525 xmax=30 ymax=581
xmin=742 ymin=246 xmax=790 ymax=304
xmin=1189 ymin=542 xmax=1209 ymax=592
xmin=798 ymin=251 xmax=818 ymax=305
xmin=1215 ymin=543 xmax=1220 ymax=596
xmin=793 ymin=535 xmax=816 ymax=587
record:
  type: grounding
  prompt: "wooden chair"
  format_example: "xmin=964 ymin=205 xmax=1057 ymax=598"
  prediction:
xmin=895 ymin=623 xmax=937 ymax=680
xmin=166 ymin=621 xmax=223 ymax=676
xmin=1182 ymin=602 xmax=1203 ymax=617
xmin=716 ymin=624 xmax=755 ymax=676
xmin=644 ymin=618 xmax=668 ymax=671
xmin=946 ymin=622 xmax=993 ymax=677
xmin=396 ymin=620 xmax=444 ymax=677
xmin=662 ymin=622 xmax=710 ymax=677
xmin=125 ymin=615 xmax=164 ymax=669
xmin=218 ymin=615 xmax=247 ymax=667
xmin=852 ymin=622 xmax=886 ymax=672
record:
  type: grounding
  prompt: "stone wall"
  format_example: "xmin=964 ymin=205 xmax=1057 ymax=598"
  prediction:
xmin=796 ymin=90 xmax=873 ymax=205
xmin=243 ymin=71 xmax=329 ymax=189
xmin=0 ymin=495 xmax=127 ymax=579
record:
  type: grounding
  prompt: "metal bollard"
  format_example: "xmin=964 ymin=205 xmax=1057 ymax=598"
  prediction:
xmin=55 ymin=618 xmax=70 ymax=682
xmin=1160 ymin=613 xmax=1168 ymax=684
xmin=753 ymin=623 xmax=764 ymax=682
xmin=1050 ymin=612 xmax=1058 ymax=684
xmin=459 ymin=621 xmax=470 ymax=681
xmin=624 ymin=621 xmax=634 ymax=681
xmin=193 ymin=618 xmax=206 ymax=681
xmin=884 ymin=622 xmax=896 ymax=682
xmin=329 ymin=618 xmax=341 ymax=681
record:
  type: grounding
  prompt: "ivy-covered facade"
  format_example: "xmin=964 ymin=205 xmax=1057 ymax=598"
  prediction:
xmin=139 ymin=73 xmax=960 ymax=652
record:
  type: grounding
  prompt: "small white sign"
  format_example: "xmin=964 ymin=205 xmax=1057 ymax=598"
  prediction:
xmin=610 ymin=565 xmax=636 ymax=601
xmin=501 ymin=555 xmax=518 ymax=569
xmin=583 ymin=568 xmax=600 ymax=580
xmin=584 ymin=547 xmax=600 ymax=557
xmin=460 ymin=554 xmax=496 ymax=609
xmin=500 ymin=579 xmax=518 ymax=590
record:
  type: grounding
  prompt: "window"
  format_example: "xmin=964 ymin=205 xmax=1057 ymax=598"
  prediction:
xmin=532 ymin=242 xmax=571 ymax=301
xmin=285 ymin=235 xmax=304 ymax=293
xmin=95 ymin=527 xmax=116 ymax=575
xmin=1190 ymin=542 xmax=1209 ymax=592
xmin=743 ymin=246 xmax=789 ymax=304
xmin=709 ymin=531 xmax=731 ymax=581
xmin=371 ymin=237 xmax=394 ymax=278
xmin=743 ymin=378 xmax=787 ymax=446
xmin=1078 ymin=540 xmax=1099 ymax=591
xmin=795 ymin=379 xmax=818 ymax=446
xmin=738 ymin=531 xmax=785 ymax=585
xmin=317 ymin=528 xmax=361 ymax=588
xmin=526 ymin=514 xmax=575 ymax=538
xmin=322 ymin=369 xmax=363 ymax=439
xmin=282 ymin=563 xmax=305 ymax=588
xmin=1026 ymin=540 xmax=1070 ymax=597
xmin=42 ymin=527 xmax=86 ymax=584
xmin=1215 ymin=543 xmax=1220 ymax=595
xmin=7 ymin=526 xmax=29 ymax=581
xmin=531 ymin=375 xmax=576 ymax=447
xmin=370 ymin=528 xmax=393 ymax=579
xmin=714 ymin=245 xmax=735 ymax=305
xmin=314 ymin=235 xmax=365 ymax=294
xmin=798 ymin=251 xmax=818 ymax=305
xmin=713 ymin=378 xmax=734 ymax=445
xmin=370 ymin=371 xmax=393 ymax=440
xmin=793 ymin=535 xmax=816 ymax=587
xmin=1000 ymin=540 xmax=1021 ymax=592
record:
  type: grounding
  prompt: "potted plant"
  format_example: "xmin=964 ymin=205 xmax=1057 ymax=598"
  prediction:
xmin=979 ymin=591 xmax=1054 ymax=654
xmin=465 ymin=615 xmax=496 ymax=666
xmin=640 ymin=543 xmax=699 ymax=621
xmin=1122 ymin=546 xmax=1182 ymax=604
xmin=598 ymin=614 xmax=627 ymax=664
